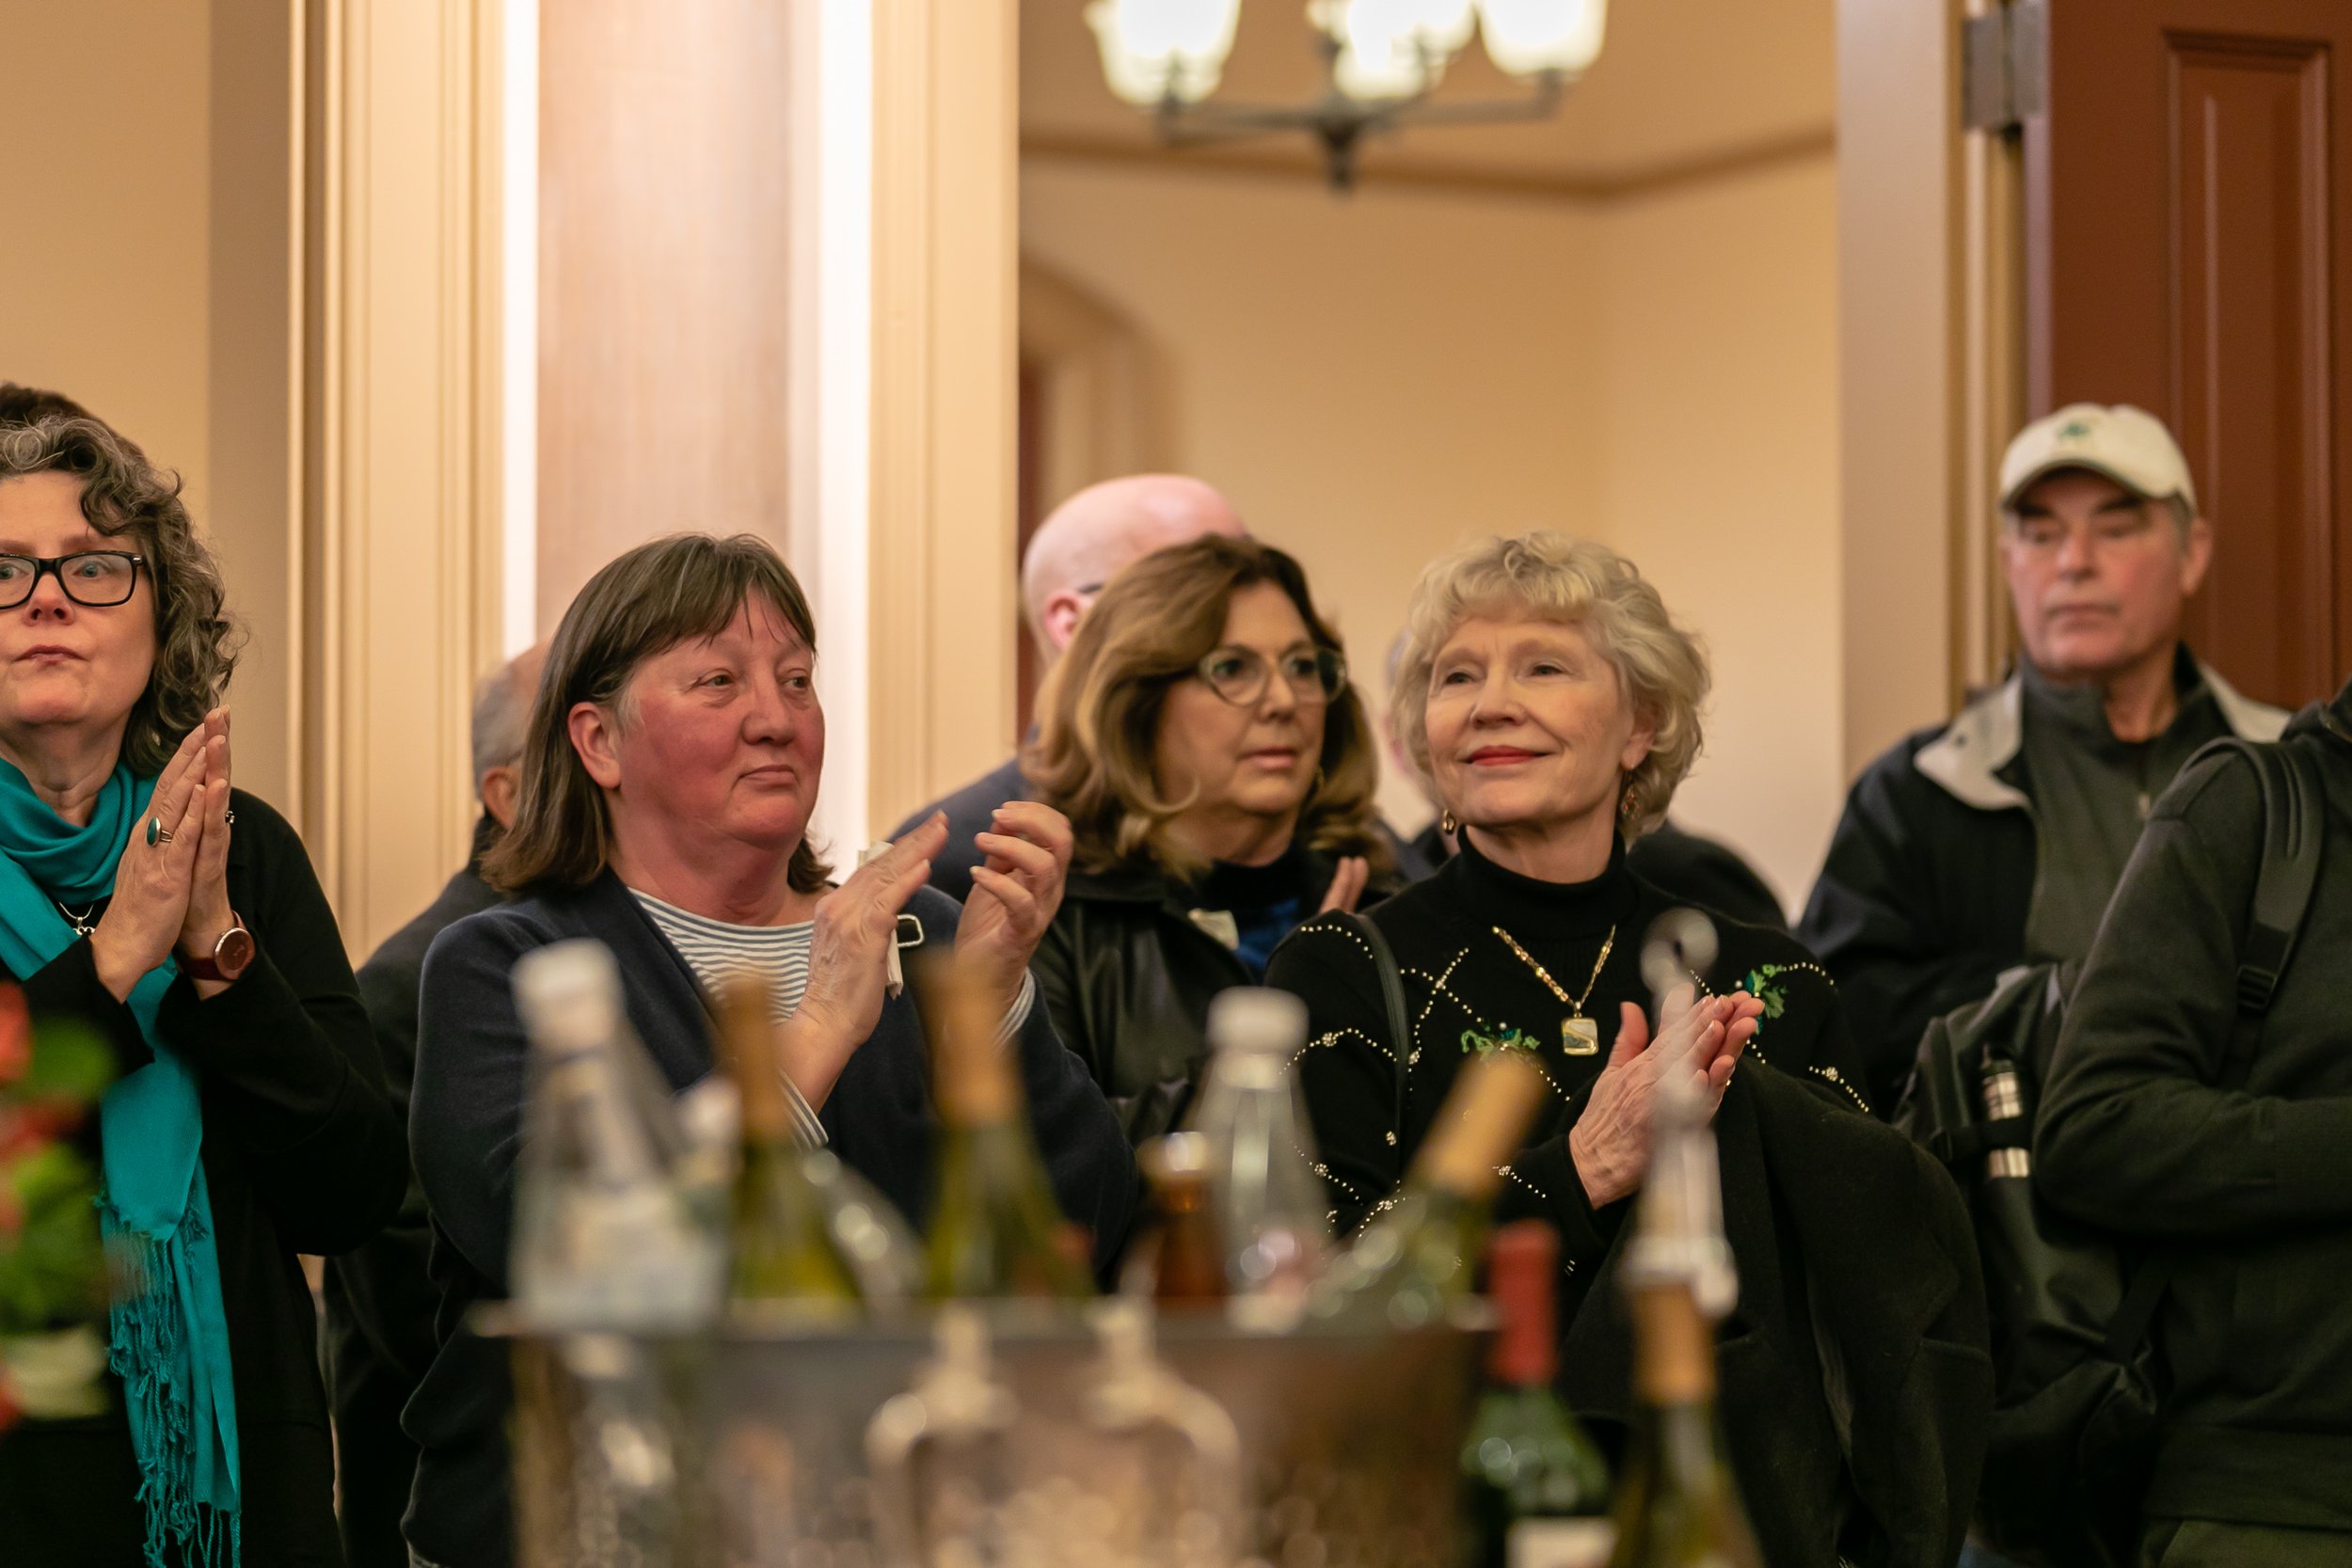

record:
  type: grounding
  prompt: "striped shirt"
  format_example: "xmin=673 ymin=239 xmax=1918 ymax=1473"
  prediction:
xmin=631 ymin=890 xmax=1037 ymax=1148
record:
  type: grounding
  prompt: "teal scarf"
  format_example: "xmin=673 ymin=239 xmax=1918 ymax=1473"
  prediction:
xmin=0 ymin=758 xmax=240 ymax=1565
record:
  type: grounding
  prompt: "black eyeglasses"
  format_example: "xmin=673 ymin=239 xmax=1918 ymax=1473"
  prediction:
xmin=0 ymin=552 xmax=147 ymax=610
xmin=1193 ymin=644 xmax=1347 ymax=707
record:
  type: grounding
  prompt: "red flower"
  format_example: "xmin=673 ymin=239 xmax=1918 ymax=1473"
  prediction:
xmin=0 ymin=986 xmax=26 ymax=1085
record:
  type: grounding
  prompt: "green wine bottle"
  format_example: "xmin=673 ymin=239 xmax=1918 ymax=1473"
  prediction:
xmin=716 ymin=976 xmax=864 ymax=1311
xmin=1461 ymin=1220 xmax=1612 ymax=1568
xmin=918 ymin=956 xmax=1093 ymax=1302
xmin=1308 ymin=1050 xmax=1549 ymax=1330
xmin=1605 ymin=1078 xmax=1761 ymax=1568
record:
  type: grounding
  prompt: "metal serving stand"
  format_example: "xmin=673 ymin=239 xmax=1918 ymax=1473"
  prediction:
xmin=487 ymin=1301 xmax=1486 ymax=1568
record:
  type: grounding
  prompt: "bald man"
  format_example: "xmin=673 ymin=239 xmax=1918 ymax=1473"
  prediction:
xmin=325 ymin=642 xmax=547 ymax=1568
xmin=892 ymin=473 xmax=1248 ymax=902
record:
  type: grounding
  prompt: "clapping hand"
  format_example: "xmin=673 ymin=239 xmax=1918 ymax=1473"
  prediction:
xmin=1565 ymin=982 xmax=1762 ymax=1208
xmin=954 ymin=801 xmax=1073 ymax=1017
xmin=782 ymin=813 xmax=946 ymax=1110
xmin=91 ymin=710 xmax=236 ymax=1004
xmin=177 ymin=711 xmax=237 ymax=979
xmin=1317 ymin=855 xmax=1370 ymax=915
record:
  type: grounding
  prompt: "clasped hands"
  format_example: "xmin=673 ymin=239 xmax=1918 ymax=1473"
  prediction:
xmin=91 ymin=710 xmax=240 ymax=1004
xmin=777 ymin=802 xmax=1072 ymax=1113
xmin=1566 ymin=982 xmax=1763 ymax=1209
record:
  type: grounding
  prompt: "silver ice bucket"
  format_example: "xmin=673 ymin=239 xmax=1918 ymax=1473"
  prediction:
xmin=488 ymin=1302 xmax=1487 ymax=1568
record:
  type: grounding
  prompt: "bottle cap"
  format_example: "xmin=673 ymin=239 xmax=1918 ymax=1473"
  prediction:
xmin=918 ymin=951 xmax=1021 ymax=1125
xmin=1411 ymin=1049 xmax=1548 ymax=1201
xmin=1486 ymin=1219 xmax=1560 ymax=1386
xmin=1141 ymin=1130 xmax=1213 ymax=1181
xmin=1207 ymin=988 xmax=1309 ymax=1057
xmin=513 ymin=940 xmax=625 ymax=1054
xmin=715 ymin=971 xmax=792 ymax=1138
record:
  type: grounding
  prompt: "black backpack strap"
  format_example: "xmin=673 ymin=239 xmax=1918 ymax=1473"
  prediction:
xmin=2101 ymin=736 xmax=2327 ymax=1361
xmin=1328 ymin=910 xmax=1413 ymax=1141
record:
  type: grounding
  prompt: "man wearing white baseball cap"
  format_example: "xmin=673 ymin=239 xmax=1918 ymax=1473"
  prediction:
xmin=1798 ymin=403 xmax=2286 ymax=1103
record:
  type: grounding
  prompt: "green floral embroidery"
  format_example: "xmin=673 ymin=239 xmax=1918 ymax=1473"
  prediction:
xmin=1460 ymin=1024 xmax=1541 ymax=1057
xmin=1742 ymin=964 xmax=1791 ymax=1022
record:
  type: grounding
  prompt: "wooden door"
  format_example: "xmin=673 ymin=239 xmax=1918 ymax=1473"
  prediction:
xmin=2025 ymin=0 xmax=2352 ymax=706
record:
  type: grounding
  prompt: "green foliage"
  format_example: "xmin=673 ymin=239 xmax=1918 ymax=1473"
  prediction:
xmin=0 ymin=1006 xmax=116 ymax=1336
xmin=0 ymin=1144 xmax=107 ymax=1332
xmin=13 ymin=1020 xmax=113 ymax=1104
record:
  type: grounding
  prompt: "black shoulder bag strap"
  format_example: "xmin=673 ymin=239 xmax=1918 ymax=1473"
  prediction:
xmin=1328 ymin=910 xmax=1414 ymax=1143
xmin=2099 ymin=737 xmax=2327 ymax=1362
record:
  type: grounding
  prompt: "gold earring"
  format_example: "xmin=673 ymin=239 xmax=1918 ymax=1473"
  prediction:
xmin=1439 ymin=809 xmax=1458 ymax=836
xmin=1618 ymin=784 xmax=1642 ymax=826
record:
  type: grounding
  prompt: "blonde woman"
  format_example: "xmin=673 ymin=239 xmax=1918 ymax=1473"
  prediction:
xmin=1265 ymin=532 xmax=1988 ymax=1568
xmin=1025 ymin=535 xmax=1390 ymax=1142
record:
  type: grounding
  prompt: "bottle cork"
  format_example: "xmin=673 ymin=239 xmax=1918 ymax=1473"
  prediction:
xmin=919 ymin=952 xmax=1020 ymax=1128
xmin=715 ymin=973 xmax=791 ymax=1140
xmin=1629 ymin=1281 xmax=1716 ymax=1405
xmin=1407 ymin=1049 xmax=1548 ymax=1203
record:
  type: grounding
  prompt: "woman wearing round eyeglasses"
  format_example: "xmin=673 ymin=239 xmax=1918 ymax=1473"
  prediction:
xmin=0 ymin=416 xmax=403 ymax=1563
xmin=1025 ymin=535 xmax=1391 ymax=1141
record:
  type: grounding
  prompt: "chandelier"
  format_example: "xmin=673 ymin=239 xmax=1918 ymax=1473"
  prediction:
xmin=1086 ymin=0 xmax=1607 ymax=189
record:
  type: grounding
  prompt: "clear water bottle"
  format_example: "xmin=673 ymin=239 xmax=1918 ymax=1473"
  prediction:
xmin=1185 ymin=988 xmax=1331 ymax=1319
xmin=510 ymin=940 xmax=721 ymax=1331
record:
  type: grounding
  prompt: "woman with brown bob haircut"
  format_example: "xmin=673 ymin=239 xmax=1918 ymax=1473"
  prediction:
xmin=1025 ymin=534 xmax=1390 ymax=1141
xmin=405 ymin=533 xmax=1134 ymax=1568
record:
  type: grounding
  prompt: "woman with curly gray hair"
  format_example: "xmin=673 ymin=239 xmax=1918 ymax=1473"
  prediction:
xmin=1269 ymin=533 xmax=1988 ymax=1568
xmin=0 ymin=415 xmax=403 ymax=1565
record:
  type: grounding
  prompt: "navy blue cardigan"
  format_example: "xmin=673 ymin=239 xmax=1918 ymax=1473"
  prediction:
xmin=403 ymin=873 xmax=1136 ymax=1568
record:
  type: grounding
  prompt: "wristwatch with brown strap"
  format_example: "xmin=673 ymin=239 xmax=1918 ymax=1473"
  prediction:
xmin=182 ymin=914 xmax=256 ymax=983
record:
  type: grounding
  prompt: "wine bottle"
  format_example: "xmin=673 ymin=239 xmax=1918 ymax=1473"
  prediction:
xmin=918 ymin=955 xmax=1094 ymax=1301
xmin=713 ymin=975 xmax=866 ymax=1311
xmin=1460 ymin=1220 xmax=1613 ymax=1568
xmin=1186 ymin=988 xmax=1329 ymax=1309
xmin=1125 ymin=1132 xmax=1228 ymax=1305
xmin=1604 ymin=1077 xmax=1761 ymax=1568
xmin=1307 ymin=1049 xmax=1548 ymax=1330
xmin=510 ymin=940 xmax=718 ymax=1330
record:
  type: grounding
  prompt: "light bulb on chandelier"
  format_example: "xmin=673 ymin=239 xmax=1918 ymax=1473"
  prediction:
xmin=1084 ymin=0 xmax=1608 ymax=189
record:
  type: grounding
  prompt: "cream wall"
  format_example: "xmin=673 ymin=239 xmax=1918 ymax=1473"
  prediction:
xmin=0 ymin=0 xmax=303 ymax=819
xmin=1021 ymin=153 xmax=1842 ymax=912
xmin=1019 ymin=161 xmax=1601 ymax=827
xmin=1 ymin=2 xmax=214 ymax=534
xmin=1591 ymin=159 xmax=1844 ymax=909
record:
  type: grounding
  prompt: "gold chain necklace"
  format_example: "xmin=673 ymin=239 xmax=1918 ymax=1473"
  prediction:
xmin=1492 ymin=924 xmax=1615 ymax=1056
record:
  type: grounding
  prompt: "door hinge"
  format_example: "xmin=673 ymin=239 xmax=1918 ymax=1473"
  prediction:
xmin=1962 ymin=1 xmax=2045 ymax=134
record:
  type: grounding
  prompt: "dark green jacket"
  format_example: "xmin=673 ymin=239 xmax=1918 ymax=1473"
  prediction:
xmin=2038 ymin=675 xmax=2352 ymax=1529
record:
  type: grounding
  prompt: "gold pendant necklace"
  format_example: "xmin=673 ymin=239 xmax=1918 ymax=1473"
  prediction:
xmin=1493 ymin=924 xmax=1615 ymax=1055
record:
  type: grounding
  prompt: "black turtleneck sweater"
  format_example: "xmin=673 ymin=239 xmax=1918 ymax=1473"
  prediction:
xmin=1275 ymin=837 xmax=1994 ymax=1568
xmin=1265 ymin=833 xmax=1871 ymax=1299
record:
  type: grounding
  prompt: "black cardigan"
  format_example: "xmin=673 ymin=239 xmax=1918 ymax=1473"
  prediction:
xmin=327 ymin=832 xmax=504 ymax=1568
xmin=1265 ymin=836 xmax=1989 ymax=1568
xmin=0 ymin=788 xmax=407 ymax=1568
xmin=405 ymin=872 xmax=1137 ymax=1568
